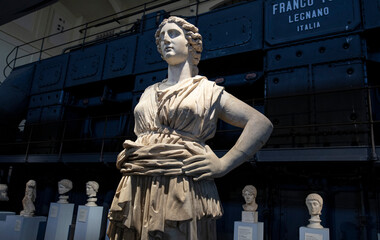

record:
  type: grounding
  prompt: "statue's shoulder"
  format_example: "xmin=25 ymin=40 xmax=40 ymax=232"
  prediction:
xmin=196 ymin=75 xmax=224 ymax=93
xmin=194 ymin=75 xmax=212 ymax=85
xmin=143 ymin=81 xmax=161 ymax=93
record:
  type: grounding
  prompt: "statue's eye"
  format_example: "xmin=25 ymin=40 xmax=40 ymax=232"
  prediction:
xmin=167 ymin=29 xmax=180 ymax=38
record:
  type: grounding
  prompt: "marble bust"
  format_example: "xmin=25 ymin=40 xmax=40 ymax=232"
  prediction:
xmin=57 ymin=179 xmax=73 ymax=204
xmin=20 ymin=180 xmax=36 ymax=217
xmin=305 ymin=193 xmax=323 ymax=228
xmin=242 ymin=185 xmax=258 ymax=211
xmin=0 ymin=184 xmax=9 ymax=201
xmin=107 ymin=16 xmax=273 ymax=240
xmin=85 ymin=181 xmax=99 ymax=207
xmin=241 ymin=185 xmax=258 ymax=223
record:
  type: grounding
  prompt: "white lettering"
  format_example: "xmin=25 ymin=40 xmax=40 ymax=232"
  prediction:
xmin=288 ymin=7 xmax=329 ymax=23
xmin=272 ymin=0 xmax=315 ymax=15
xmin=312 ymin=10 xmax=317 ymax=17
xmin=293 ymin=0 xmax=299 ymax=9
xmin=296 ymin=21 xmax=321 ymax=32
xmin=273 ymin=3 xmax=278 ymax=15
xmin=300 ymin=0 xmax=313 ymax=7
xmin=300 ymin=12 xmax=305 ymax=20
xmin=323 ymin=7 xmax=329 ymax=15
xmin=287 ymin=1 xmax=293 ymax=11
xmin=294 ymin=13 xmax=299 ymax=21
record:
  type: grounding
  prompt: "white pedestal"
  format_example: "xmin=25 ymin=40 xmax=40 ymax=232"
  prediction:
xmin=0 ymin=211 xmax=15 ymax=221
xmin=73 ymin=205 xmax=104 ymax=240
xmin=242 ymin=211 xmax=258 ymax=223
xmin=234 ymin=221 xmax=263 ymax=240
xmin=299 ymin=227 xmax=329 ymax=240
xmin=44 ymin=203 xmax=74 ymax=240
xmin=1 ymin=215 xmax=46 ymax=240
xmin=0 ymin=212 xmax=16 ymax=235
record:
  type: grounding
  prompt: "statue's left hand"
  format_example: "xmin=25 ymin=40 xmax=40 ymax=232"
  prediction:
xmin=182 ymin=146 xmax=227 ymax=181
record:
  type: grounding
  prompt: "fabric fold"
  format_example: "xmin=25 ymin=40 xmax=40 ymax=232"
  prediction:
xmin=108 ymin=76 xmax=224 ymax=240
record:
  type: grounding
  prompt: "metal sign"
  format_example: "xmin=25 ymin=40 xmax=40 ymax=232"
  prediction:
xmin=265 ymin=0 xmax=361 ymax=45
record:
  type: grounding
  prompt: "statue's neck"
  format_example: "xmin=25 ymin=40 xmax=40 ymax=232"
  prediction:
xmin=167 ymin=59 xmax=192 ymax=86
xmin=243 ymin=202 xmax=258 ymax=211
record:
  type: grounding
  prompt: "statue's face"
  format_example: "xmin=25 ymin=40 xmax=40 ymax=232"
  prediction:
xmin=243 ymin=190 xmax=255 ymax=204
xmin=159 ymin=22 xmax=189 ymax=66
xmin=86 ymin=184 xmax=96 ymax=197
xmin=306 ymin=199 xmax=322 ymax=215
xmin=58 ymin=183 xmax=68 ymax=195
xmin=0 ymin=189 xmax=7 ymax=197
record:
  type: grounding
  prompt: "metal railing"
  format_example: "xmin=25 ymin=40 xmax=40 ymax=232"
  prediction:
xmin=2 ymin=0 xmax=211 ymax=78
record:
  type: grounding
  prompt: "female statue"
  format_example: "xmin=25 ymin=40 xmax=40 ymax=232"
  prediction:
xmin=0 ymin=183 xmax=9 ymax=201
xmin=107 ymin=16 xmax=272 ymax=240
xmin=305 ymin=193 xmax=324 ymax=228
xmin=57 ymin=179 xmax=73 ymax=204
xmin=242 ymin=185 xmax=258 ymax=212
xmin=85 ymin=181 xmax=99 ymax=206
xmin=20 ymin=180 xmax=36 ymax=217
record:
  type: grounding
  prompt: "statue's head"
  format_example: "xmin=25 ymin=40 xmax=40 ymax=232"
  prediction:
xmin=0 ymin=184 xmax=9 ymax=201
xmin=58 ymin=179 xmax=73 ymax=195
xmin=242 ymin=185 xmax=257 ymax=204
xmin=155 ymin=16 xmax=203 ymax=76
xmin=0 ymin=184 xmax=7 ymax=193
xmin=25 ymin=180 xmax=37 ymax=201
xmin=86 ymin=181 xmax=99 ymax=197
xmin=305 ymin=193 xmax=323 ymax=216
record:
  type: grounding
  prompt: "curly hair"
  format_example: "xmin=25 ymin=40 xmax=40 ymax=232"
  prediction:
xmin=242 ymin=185 xmax=257 ymax=197
xmin=86 ymin=181 xmax=99 ymax=192
xmin=0 ymin=184 xmax=7 ymax=191
xmin=58 ymin=179 xmax=73 ymax=191
xmin=155 ymin=16 xmax=203 ymax=76
xmin=306 ymin=193 xmax=323 ymax=215
xmin=306 ymin=193 xmax=323 ymax=206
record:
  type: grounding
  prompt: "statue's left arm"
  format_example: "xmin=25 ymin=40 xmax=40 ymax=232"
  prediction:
xmin=183 ymin=91 xmax=273 ymax=181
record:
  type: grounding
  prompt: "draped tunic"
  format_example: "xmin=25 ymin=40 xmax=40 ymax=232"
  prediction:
xmin=108 ymin=76 xmax=224 ymax=240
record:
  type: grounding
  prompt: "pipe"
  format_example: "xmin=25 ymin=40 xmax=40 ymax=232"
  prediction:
xmin=0 ymin=64 xmax=34 ymax=134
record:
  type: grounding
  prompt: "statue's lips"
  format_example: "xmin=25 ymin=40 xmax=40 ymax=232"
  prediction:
xmin=164 ymin=46 xmax=174 ymax=52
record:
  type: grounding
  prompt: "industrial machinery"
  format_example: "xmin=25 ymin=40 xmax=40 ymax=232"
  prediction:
xmin=1 ymin=0 xmax=380 ymax=239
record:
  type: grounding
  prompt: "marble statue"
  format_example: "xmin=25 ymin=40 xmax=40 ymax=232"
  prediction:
xmin=57 ymin=179 xmax=72 ymax=204
xmin=107 ymin=16 xmax=273 ymax=240
xmin=305 ymin=193 xmax=323 ymax=229
xmin=85 ymin=181 xmax=99 ymax=207
xmin=241 ymin=185 xmax=258 ymax=223
xmin=20 ymin=180 xmax=36 ymax=217
xmin=0 ymin=183 xmax=9 ymax=201
xmin=242 ymin=185 xmax=258 ymax=212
